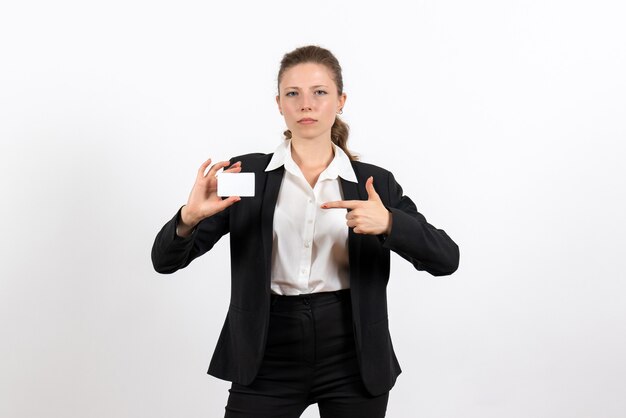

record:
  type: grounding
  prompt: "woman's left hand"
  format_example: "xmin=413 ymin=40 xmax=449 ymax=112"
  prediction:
xmin=321 ymin=176 xmax=392 ymax=235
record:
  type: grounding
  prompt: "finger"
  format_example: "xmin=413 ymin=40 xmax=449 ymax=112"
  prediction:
xmin=223 ymin=166 xmax=242 ymax=174
xmin=215 ymin=195 xmax=241 ymax=211
xmin=223 ymin=161 xmax=242 ymax=173
xmin=366 ymin=176 xmax=381 ymax=201
xmin=198 ymin=158 xmax=212 ymax=177
xmin=206 ymin=160 xmax=233 ymax=178
xmin=321 ymin=200 xmax=362 ymax=209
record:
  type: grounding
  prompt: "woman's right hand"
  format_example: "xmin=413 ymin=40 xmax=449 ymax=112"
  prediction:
xmin=177 ymin=158 xmax=242 ymax=237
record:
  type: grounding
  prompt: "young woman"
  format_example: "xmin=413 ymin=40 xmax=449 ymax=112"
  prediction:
xmin=152 ymin=45 xmax=459 ymax=418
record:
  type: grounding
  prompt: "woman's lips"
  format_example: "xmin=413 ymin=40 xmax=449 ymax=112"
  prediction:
xmin=298 ymin=118 xmax=317 ymax=125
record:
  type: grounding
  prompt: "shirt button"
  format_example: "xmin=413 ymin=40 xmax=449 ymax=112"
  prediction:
xmin=304 ymin=241 xmax=311 ymax=248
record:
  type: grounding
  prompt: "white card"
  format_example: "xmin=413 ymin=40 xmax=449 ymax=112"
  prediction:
xmin=217 ymin=172 xmax=255 ymax=197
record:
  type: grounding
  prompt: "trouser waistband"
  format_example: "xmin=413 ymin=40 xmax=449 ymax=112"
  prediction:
xmin=270 ymin=289 xmax=351 ymax=311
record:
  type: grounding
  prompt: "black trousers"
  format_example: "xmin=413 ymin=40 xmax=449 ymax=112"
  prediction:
xmin=224 ymin=289 xmax=389 ymax=418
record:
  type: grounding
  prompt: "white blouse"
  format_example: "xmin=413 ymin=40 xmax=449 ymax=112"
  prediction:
xmin=265 ymin=140 xmax=358 ymax=295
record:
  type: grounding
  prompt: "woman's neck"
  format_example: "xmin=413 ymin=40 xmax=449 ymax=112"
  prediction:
xmin=290 ymin=137 xmax=335 ymax=188
xmin=290 ymin=137 xmax=334 ymax=170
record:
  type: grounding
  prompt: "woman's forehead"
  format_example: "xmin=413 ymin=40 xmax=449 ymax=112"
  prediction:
xmin=280 ymin=63 xmax=335 ymax=87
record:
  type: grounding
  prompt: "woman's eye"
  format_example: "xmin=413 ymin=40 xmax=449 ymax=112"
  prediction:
xmin=286 ymin=91 xmax=297 ymax=97
xmin=315 ymin=90 xmax=327 ymax=95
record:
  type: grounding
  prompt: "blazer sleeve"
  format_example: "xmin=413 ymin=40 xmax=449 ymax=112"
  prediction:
xmin=151 ymin=206 xmax=230 ymax=274
xmin=381 ymin=171 xmax=459 ymax=276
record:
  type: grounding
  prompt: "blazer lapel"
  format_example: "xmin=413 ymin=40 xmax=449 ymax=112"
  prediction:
xmin=340 ymin=177 xmax=364 ymax=289
xmin=261 ymin=167 xmax=284 ymax=287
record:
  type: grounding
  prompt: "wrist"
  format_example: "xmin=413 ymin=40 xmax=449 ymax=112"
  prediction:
xmin=385 ymin=211 xmax=393 ymax=235
xmin=180 ymin=205 xmax=201 ymax=229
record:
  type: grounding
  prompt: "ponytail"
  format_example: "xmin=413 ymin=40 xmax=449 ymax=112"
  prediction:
xmin=330 ymin=116 xmax=356 ymax=161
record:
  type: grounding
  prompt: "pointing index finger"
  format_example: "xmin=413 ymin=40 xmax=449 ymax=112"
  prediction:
xmin=321 ymin=200 xmax=361 ymax=209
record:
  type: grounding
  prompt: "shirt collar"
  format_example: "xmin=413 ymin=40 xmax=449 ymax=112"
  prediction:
xmin=265 ymin=139 xmax=357 ymax=183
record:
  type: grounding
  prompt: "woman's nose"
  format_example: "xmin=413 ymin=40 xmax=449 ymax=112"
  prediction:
xmin=300 ymin=95 xmax=312 ymax=111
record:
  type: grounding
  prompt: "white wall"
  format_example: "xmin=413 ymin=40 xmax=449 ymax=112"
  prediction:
xmin=1 ymin=1 xmax=624 ymax=417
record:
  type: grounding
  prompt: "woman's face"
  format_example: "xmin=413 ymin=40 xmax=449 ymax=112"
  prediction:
xmin=276 ymin=63 xmax=346 ymax=143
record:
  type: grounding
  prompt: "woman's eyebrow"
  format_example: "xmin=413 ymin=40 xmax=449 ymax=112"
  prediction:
xmin=284 ymin=84 xmax=329 ymax=90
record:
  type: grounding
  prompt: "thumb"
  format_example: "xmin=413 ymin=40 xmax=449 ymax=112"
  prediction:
xmin=366 ymin=176 xmax=381 ymax=201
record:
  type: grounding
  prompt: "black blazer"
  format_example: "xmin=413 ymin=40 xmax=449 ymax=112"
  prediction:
xmin=151 ymin=152 xmax=459 ymax=396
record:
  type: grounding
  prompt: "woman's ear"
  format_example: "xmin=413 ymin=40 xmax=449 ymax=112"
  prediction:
xmin=338 ymin=92 xmax=347 ymax=111
xmin=276 ymin=95 xmax=283 ymax=115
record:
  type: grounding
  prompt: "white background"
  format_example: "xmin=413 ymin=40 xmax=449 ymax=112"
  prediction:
xmin=1 ymin=1 xmax=625 ymax=417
